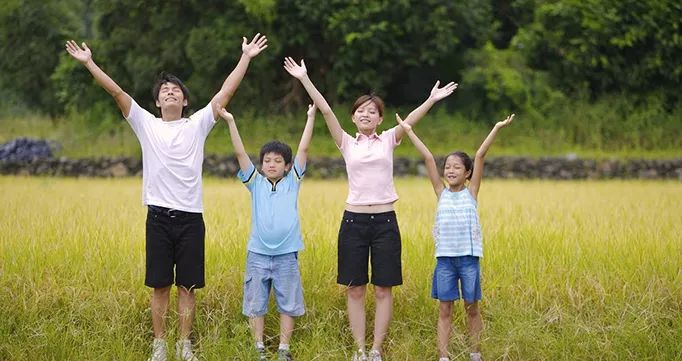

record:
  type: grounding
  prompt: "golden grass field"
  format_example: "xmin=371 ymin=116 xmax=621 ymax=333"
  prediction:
xmin=1 ymin=176 xmax=680 ymax=360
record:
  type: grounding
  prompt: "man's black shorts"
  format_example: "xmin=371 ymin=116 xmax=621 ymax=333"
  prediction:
xmin=337 ymin=210 xmax=402 ymax=287
xmin=145 ymin=205 xmax=205 ymax=289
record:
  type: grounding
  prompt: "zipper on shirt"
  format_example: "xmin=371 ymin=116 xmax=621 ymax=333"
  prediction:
xmin=268 ymin=178 xmax=283 ymax=192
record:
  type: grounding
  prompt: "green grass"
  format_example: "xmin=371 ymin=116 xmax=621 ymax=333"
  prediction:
xmin=1 ymin=103 xmax=681 ymax=160
xmin=1 ymin=177 xmax=681 ymax=360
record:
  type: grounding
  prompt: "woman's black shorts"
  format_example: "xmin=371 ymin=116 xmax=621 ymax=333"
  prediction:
xmin=336 ymin=210 xmax=402 ymax=287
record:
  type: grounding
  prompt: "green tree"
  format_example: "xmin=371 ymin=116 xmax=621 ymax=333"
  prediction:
xmin=0 ymin=0 xmax=81 ymax=116
xmin=515 ymin=0 xmax=682 ymax=98
xmin=458 ymin=42 xmax=566 ymax=119
xmin=54 ymin=0 xmax=276 ymax=116
xmin=325 ymin=0 xmax=491 ymax=103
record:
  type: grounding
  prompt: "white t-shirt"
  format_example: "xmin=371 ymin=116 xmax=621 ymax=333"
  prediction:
xmin=126 ymin=100 xmax=216 ymax=213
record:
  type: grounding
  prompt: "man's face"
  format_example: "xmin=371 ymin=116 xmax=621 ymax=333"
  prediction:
xmin=155 ymin=82 xmax=187 ymax=112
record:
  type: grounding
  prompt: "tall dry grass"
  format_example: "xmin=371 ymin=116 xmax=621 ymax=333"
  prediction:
xmin=1 ymin=177 xmax=680 ymax=360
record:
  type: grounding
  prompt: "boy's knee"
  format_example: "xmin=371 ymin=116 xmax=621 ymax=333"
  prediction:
xmin=464 ymin=302 xmax=480 ymax=318
xmin=439 ymin=302 xmax=453 ymax=318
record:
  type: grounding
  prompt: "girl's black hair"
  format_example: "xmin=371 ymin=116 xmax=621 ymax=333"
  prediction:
xmin=443 ymin=151 xmax=473 ymax=180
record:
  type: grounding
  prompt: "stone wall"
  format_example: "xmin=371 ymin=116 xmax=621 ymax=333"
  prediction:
xmin=1 ymin=155 xmax=681 ymax=179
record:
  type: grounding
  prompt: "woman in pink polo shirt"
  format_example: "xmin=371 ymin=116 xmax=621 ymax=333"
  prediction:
xmin=284 ymin=57 xmax=456 ymax=361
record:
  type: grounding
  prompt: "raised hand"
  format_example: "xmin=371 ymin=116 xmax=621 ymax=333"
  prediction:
xmin=242 ymin=33 xmax=268 ymax=58
xmin=283 ymin=57 xmax=307 ymax=79
xmin=65 ymin=40 xmax=92 ymax=64
xmin=217 ymin=107 xmax=234 ymax=123
xmin=395 ymin=113 xmax=412 ymax=132
xmin=495 ymin=114 xmax=515 ymax=128
xmin=429 ymin=80 xmax=458 ymax=102
xmin=306 ymin=103 xmax=317 ymax=118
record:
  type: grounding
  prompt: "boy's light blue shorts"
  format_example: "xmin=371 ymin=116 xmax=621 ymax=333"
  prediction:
xmin=243 ymin=251 xmax=305 ymax=317
xmin=431 ymin=256 xmax=482 ymax=303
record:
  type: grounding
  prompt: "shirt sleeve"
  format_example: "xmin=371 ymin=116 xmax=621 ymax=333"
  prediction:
xmin=125 ymin=99 xmax=154 ymax=138
xmin=292 ymin=158 xmax=306 ymax=182
xmin=337 ymin=131 xmax=354 ymax=155
xmin=190 ymin=103 xmax=217 ymax=136
xmin=384 ymin=127 xmax=402 ymax=148
xmin=237 ymin=163 xmax=257 ymax=191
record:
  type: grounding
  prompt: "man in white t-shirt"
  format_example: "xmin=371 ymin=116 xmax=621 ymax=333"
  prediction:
xmin=66 ymin=33 xmax=268 ymax=361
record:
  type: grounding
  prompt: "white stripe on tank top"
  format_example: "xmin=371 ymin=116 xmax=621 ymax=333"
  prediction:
xmin=433 ymin=187 xmax=483 ymax=258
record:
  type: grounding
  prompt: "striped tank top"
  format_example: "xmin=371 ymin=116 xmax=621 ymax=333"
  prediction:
xmin=433 ymin=187 xmax=483 ymax=257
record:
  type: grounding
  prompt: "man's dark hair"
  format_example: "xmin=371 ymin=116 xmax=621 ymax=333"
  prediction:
xmin=152 ymin=72 xmax=190 ymax=116
xmin=259 ymin=140 xmax=293 ymax=165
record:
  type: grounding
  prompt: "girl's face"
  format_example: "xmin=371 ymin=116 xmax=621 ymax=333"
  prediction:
xmin=443 ymin=155 xmax=471 ymax=188
xmin=351 ymin=100 xmax=383 ymax=134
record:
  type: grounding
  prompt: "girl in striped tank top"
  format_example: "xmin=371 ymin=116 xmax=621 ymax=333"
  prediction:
xmin=396 ymin=113 xmax=514 ymax=361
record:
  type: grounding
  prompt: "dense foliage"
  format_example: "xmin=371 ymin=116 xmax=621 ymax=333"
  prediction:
xmin=1 ymin=0 xmax=680 ymax=154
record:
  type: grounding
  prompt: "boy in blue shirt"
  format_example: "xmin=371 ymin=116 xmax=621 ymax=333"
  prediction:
xmin=218 ymin=104 xmax=316 ymax=361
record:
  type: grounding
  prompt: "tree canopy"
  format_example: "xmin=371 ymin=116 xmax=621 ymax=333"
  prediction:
xmin=1 ymin=0 xmax=679 ymax=119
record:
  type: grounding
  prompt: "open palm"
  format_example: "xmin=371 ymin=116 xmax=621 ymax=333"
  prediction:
xmin=242 ymin=33 xmax=268 ymax=58
xmin=429 ymin=80 xmax=458 ymax=101
xmin=496 ymin=114 xmax=515 ymax=128
xmin=65 ymin=40 xmax=92 ymax=63
xmin=283 ymin=57 xmax=307 ymax=79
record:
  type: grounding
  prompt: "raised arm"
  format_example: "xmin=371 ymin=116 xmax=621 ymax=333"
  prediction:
xmin=295 ymin=104 xmax=316 ymax=167
xmin=396 ymin=113 xmax=445 ymax=197
xmin=393 ymin=81 xmax=458 ymax=142
xmin=283 ymin=57 xmax=344 ymax=147
xmin=217 ymin=108 xmax=253 ymax=174
xmin=210 ymin=34 xmax=268 ymax=118
xmin=469 ymin=114 xmax=514 ymax=199
xmin=65 ymin=40 xmax=132 ymax=117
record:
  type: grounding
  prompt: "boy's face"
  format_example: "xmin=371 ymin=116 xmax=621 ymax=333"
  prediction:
xmin=443 ymin=155 xmax=471 ymax=187
xmin=351 ymin=100 xmax=383 ymax=133
xmin=261 ymin=152 xmax=291 ymax=182
xmin=155 ymin=82 xmax=187 ymax=113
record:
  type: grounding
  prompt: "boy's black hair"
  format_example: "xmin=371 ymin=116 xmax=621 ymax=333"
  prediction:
xmin=152 ymin=72 xmax=190 ymax=116
xmin=443 ymin=151 xmax=474 ymax=180
xmin=259 ymin=140 xmax=293 ymax=165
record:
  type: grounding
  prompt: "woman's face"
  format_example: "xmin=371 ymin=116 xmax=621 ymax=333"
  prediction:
xmin=352 ymin=100 xmax=383 ymax=133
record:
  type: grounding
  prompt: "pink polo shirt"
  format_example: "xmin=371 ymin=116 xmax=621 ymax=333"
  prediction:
xmin=338 ymin=127 xmax=401 ymax=205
